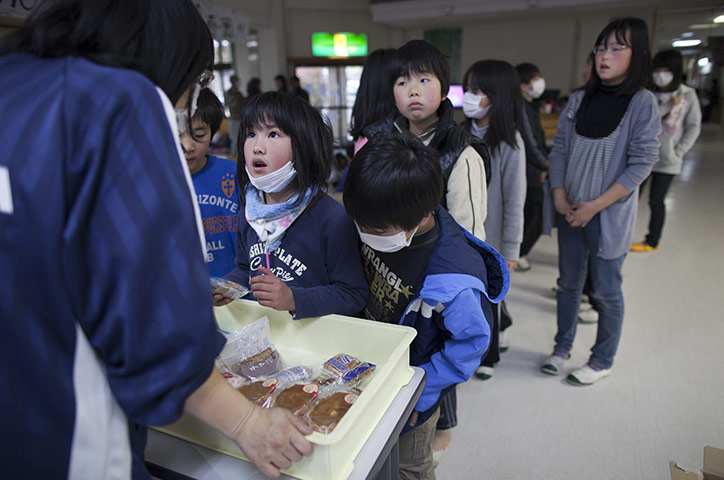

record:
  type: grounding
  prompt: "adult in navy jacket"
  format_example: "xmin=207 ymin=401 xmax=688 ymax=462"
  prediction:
xmin=0 ymin=1 xmax=311 ymax=479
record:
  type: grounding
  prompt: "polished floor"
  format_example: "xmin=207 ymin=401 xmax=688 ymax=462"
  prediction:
xmin=436 ymin=124 xmax=724 ymax=480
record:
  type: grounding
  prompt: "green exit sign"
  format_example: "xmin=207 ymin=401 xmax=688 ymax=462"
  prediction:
xmin=312 ymin=32 xmax=368 ymax=57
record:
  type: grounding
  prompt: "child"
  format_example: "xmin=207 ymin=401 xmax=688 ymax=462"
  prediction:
xmin=631 ymin=49 xmax=701 ymax=252
xmin=181 ymin=89 xmax=240 ymax=276
xmin=344 ymin=132 xmax=507 ymax=479
xmin=515 ymin=62 xmax=551 ymax=272
xmin=462 ymin=59 xmax=527 ymax=381
xmin=215 ymin=92 xmax=368 ymax=318
xmin=541 ymin=17 xmax=661 ymax=385
xmin=363 ymin=39 xmax=490 ymax=241
xmin=349 ymin=48 xmax=397 ymax=154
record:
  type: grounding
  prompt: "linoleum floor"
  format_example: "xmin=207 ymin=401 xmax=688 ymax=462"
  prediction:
xmin=436 ymin=123 xmax=724 ymax=480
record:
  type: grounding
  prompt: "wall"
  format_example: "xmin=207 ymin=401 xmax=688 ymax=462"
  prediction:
xmin=203 ymin=1 xmax=667 ymax=100
xmin=460 ymin=17 xmax=576 ymax=93
xmin=284 ymin=0 xmax=405 ymax=61
xmin=203 ymin=0 xmax=285 ymax=92
xmin=453 ymin=9 xmax=657 ymax=96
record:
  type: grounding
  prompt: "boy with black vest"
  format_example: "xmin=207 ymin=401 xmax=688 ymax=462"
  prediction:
xmin=363 ymin=40 xmax=491 ymax=242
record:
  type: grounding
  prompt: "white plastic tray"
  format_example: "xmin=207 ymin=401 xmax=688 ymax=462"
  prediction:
xmin=154 ymin=300 xmax=416 ymax=480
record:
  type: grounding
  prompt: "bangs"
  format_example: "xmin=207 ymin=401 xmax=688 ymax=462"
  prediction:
xmin=388 ymin=39 xmax=449 ymax=94
xmin=597 ymin=20 xmax=630 ymax=47
xmin=239 ymin=95 xmax=294 ymax=139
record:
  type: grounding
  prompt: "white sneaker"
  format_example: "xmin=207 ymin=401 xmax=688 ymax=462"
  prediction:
xmin=540 ymin=352 xmax=570 ymax=375
xmin=581 ymin=293 xmax=590 ymax=304
xmin=580 ymin=301 xmax=593 ymax=312
xmin=567 ymin=364 xmax=611 ymax=386
xmin=516 ymin=256 xmax=531 ymax=271
xmin=578 ymin=309 xmax=599 ymax=324
xmin=499 ymin=329 xmax=510 ymax=353
xmin=475 ymin=365 xmax=495 ymax=380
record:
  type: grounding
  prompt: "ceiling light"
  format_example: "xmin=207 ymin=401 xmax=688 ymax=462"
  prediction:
xmin=672 ymin=39 xmax=702 ymax=47
xmin=698 ymin=57 xmax=710 ymax=67
xmin=714 ymin=15 xmax=724 ymax=23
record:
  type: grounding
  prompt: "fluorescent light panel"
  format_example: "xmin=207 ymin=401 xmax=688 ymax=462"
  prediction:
xmin=672 ymin=39 xmax=702 ymax=47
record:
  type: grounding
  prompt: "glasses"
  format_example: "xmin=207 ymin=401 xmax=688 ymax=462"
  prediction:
xmin=593 ymin=44 xmax=629 ymax=55
xmin=197 ymin=69 xmax=215 ymax=89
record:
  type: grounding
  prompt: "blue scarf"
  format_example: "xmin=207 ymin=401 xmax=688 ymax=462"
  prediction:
xmin=244 ymin=186 xmax=314 ymax=252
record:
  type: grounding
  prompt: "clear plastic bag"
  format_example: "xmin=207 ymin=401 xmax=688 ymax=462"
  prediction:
xmin=321 ymin=353 xmax=376 ymax=387
xmin=219 ymin=316 xmax=285 ymax=379
xmin=305 ymin=385 xmax=361 ymax=434
xmin=210 ymin=277 xmax=249 ymax=300
xmin=271 ymin=382 xmax=320 ymax=416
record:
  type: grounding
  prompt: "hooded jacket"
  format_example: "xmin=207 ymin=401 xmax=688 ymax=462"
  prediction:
xmin=398 ymin=207 xmax=508 ymax=433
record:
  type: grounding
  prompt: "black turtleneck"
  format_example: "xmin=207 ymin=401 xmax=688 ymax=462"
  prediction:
xmin=575 ymin=83 xmax=634 ymax=139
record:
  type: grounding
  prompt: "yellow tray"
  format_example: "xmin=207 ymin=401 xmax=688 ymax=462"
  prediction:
xmin=154 ymin=300 xmax=416 ymax=480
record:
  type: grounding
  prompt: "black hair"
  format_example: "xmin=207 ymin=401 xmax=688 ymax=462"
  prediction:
xmin=237 ymin=92 xmax=332 ymax=206
xmin=193 ymin=89 xmax=224 ymax=136
xmin=247 ymin=78 xmax=262 ymax=96
xmin=462 ymin=60 xmax=523 ymax=153
xmin=344 ymin=132 xmax=443 ymax=231
xmin=585 ymin=17 xmax=651 ymax=96
xmin=388 ymin=40 xmax=450 ymax=99
xmin=652 ymin=49 xmax=683 ymax=91
xmin=1 ymin=0 xmax=212 ymax=107
xmin=515 ymin=63 xmax=541 ymax=85
xmin=274 ymin=74 xmax=288 ymax=91
xmin=349 ymin=48 xmax=397 ymax=140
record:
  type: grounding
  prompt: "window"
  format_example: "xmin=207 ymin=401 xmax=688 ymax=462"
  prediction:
xmin=295 ymin=65 xmax=363 ymax=145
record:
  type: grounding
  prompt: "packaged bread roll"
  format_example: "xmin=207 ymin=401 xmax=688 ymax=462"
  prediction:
xmin=272 ymin=383 xmax=319 ymax=416
xmin=306 ymin=389 xmax=359 ymax=434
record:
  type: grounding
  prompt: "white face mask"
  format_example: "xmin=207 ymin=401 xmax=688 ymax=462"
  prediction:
xmin=175 ymin=84 xmax=201 ymax=134
xmin=653 ymin=71 xmax=674 ymax=89
xmin=463 ymin=92 xmax=491 ymax=119
xmin=356 ymin=224 xmax=419 ymax=253
xmin=245 ymin=161 xmax=297 ymax=193
xmin=528 ymin=77 xmax=546 ymax=99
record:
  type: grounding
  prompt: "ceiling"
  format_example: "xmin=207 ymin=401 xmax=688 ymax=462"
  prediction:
xmin=368 ymin=0 xmax=724 ymax=50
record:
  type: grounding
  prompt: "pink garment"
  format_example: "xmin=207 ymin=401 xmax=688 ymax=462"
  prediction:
xmin=354 ymin=136 xmax=368 ymax=155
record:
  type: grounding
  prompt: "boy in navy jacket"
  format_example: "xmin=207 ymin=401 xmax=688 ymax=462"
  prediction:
xmin=344 ymin=133 xmax=508 ymax=479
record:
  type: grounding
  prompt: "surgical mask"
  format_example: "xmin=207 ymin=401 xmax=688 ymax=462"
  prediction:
xmin=175 ymin=84 xmax=201 ymax=134
xmin=653 ymin=71 xmax=674 ymax=89
xmin=245 ymin=161 xmax=297 ymax=193
xmin=528 ymin=77 xmax=546 ymax=99
xmin=463 ymin=92 xmax=491 ymax=119
xmin=356 ymin=224 xmax=419 ymax=253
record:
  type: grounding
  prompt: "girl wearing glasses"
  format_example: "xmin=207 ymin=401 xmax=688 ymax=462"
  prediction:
xmin=541 ymin=17 xmax=661 ymax=385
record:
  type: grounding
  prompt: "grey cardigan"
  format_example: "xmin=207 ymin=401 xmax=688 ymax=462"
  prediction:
xmin=653 ymin=84 xmax=701 ymax=175
xmin=482 ymin=131 xmax=526 ymax=261
xmin=544 ymin=89 xmax=661 ymax=259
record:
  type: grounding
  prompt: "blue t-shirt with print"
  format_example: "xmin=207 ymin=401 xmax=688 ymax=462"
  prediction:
xmin=192 ymin=155 xmax=240 ymax=276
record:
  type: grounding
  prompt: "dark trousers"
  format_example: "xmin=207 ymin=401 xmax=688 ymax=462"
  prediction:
xmin=481 ymin=300 xmax=511 ymax=367
xmin=436 ymin=387 xmax=457 ymax=430
xmin=640 ymin=172 xmax=675 ymax=248
xmin=520 ymin=185 xmax=544 ymax=257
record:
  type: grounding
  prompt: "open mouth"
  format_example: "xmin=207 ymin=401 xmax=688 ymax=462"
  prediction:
xmin=252 ymin=159 xmax=267 ymax=168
